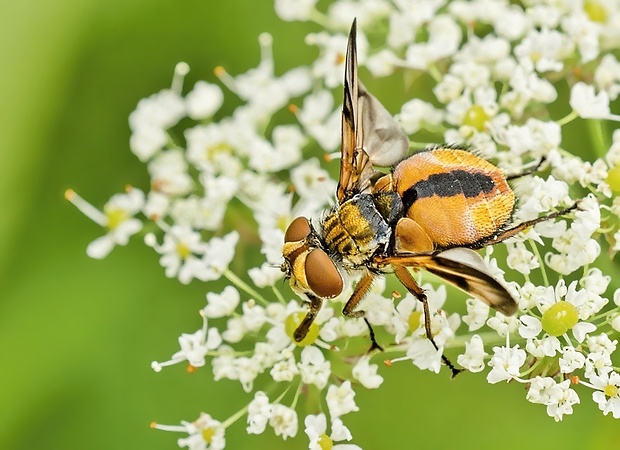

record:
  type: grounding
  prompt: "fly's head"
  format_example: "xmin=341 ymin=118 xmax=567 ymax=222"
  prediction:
xmin=281 ymin=217 xmax=344 ymax=300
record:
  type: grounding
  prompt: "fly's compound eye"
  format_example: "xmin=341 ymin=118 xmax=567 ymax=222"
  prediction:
xmin=284 ymin=217 xmax=311 ymax=243
xmin=305 ymin=249 xmax=343 ymax=299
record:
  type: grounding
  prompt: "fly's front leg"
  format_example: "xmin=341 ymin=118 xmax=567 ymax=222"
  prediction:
xmin=294 ymin=293 xmax=323 ymax=343
xmin=342 ymin=272 xmax=383 ymax=352
xmin=393 ymin=265 xmax=463 ymax=378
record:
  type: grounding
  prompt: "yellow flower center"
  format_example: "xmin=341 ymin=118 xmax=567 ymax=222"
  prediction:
xmin=206 ymin=142 xmax=233 ymax=160
xmin=605 ymin=166 xmax=620 ymax=193
xmin=105 ymin=209 xmax=128 ymax=230
xmin=604 ymin=384 xmax=619 ymax=398
xmin=529 ymin=50 xmax=542 ymax=64
xmin=318 ymin=434 xmax=333 ymax=450
xmin=176 ymin=243 xmax=192 ymax=259
xmin=408 ymin=311 xmax=422 ymax=332
xmin=201 ymin=427 xmax=215 ymax=443
xmin=462 ymin=105 xmax=490 ymax=131
xmin=584 ymin=0 xmax=608 ymax=22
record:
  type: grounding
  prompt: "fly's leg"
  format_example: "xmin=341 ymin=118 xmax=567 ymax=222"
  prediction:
xmin=506 ymin=157 xmax=546 ymax=181
xmin=473 ymin=201 xmax=581 ymax=249
xmin=393 ymin=265 xmax=463 ymax=378
xmin=294 ymin=293 xmax=323 ymax=343
xmin=342 ymin=272 xmax=383 ymax=352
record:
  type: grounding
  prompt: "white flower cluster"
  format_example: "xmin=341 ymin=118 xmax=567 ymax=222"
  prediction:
xmin=68 ymin=0 xmax=620 ymax=447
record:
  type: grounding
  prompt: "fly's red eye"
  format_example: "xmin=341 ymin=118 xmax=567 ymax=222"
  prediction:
xmin=284 ymin=217 xmax=311 ymax=243
xmin=305 ymin=249 xmax=343 ymax=299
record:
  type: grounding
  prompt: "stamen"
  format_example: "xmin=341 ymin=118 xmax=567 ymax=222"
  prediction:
xmin=258 ymin=32 xmax=274 ymax=72
xmin=214 ymin=66 xmax=237 ymax=93
xmin=199 ymin=308 xmax=208 ymax=335
xmin=172 ymin=62 xmax=190 ymax=94
xmin=325 ymin=151 xmax=340 ymax=162
xmin=64 ymin=189 xmax=107 ymax=226
xmin=387 ymin=356 xmax=410 ymax=364
xmin=315 ymin=339 xmax=337 ymax=351
xmin=151 ymin=359 xmax=180 ymax=372
xmin=150 ymin=422 xmax=187 ymax=432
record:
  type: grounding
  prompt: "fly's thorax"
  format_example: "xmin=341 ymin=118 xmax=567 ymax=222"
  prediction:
xmin=282 ymin=217 xmax=344 ymax=299
xmin=321 ymin=194 xmax=392 ymax=268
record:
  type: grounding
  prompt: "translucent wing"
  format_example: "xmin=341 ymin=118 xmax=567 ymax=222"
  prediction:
xmin=378 ymin=248 xmax=517 ymax=316
xmin=337 ymin=19 xmax=409 ymax=202
xmin=422 ymin=248 xmax=517 ymax=316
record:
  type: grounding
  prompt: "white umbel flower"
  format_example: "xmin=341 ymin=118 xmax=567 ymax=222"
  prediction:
xmin=570 ymin=82 xmax=612 ymax=119
xmin=269 ymin=404 xmax=298 ymax=440
xmin=487 ymin=345 xmax=526 ymax=383
xmin=352 ymin=355 xmax=383 ymax=389
xmin=326 ymin=381 xmax=359 ymax=418
xmin=457 ymin=335 xmax=488 ymax=373
xmin=66 ymin=187 xmax=145 ymax=259
xmin=304 ymin=413 xmax=361 ymax=450
xmin=246 ymin=391 xmax=273 ymax=435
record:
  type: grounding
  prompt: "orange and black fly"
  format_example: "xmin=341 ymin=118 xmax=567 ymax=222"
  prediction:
xmin=281 ymin=19 xmax=578 ymax=375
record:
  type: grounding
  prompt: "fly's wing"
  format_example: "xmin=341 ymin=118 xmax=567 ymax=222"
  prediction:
xmin=338 ymin=19 xmax=360 ymax=202
xmin=415 ymin=248 xmax=517 ymax=316
xmin=337 ymin=19 xmax=409 ymax=202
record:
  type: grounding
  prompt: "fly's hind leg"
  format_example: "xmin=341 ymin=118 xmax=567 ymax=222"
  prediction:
xmin=473 ymin=201 xmax=581 ymax=249
xmin=393 ymin=265 xmax=463 ymax=378
xmin=342 ymin=272 xmax=383 ymax=352
xmin=506 ymin=157 xmax=546 ymax=181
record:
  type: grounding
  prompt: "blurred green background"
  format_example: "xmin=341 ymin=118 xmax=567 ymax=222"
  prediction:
xmin=1 ymin=1 xmax=619 ymax=449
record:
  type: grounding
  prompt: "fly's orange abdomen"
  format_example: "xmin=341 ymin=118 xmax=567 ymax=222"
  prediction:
xmin=393 ymin=147 xmax=515 ymax=248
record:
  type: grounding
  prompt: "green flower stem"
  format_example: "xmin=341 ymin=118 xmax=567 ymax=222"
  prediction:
xmin=426 ymin=63 xmax=443 ymax=84
xmin=166 ymin=130 xmax=180 ymax=149
xmin=529 ymin=240 xmax=549 ymax=287
xmin=556 ymin=110 xmax=578 ymax=127
xmin=275 ymin=385 xmax=292 ymax=404
xmin=588 ymin=307 xmax=620 ymax=325
xmin=519 ymin=357 xmax=545 ymax=377
xmin=272 ymin=286 xmax=287 ymax=304
xmin=221 ymin=402 xmax=250 ymax=429
xmin=587 ymin=119 xmax=609 ymax=159
xmin=290 ymin=379 xmax=303 ymax=409
xmin=309 ymin=9 xmax=330 ymax=28
xmin=224 ymin=269 xmax=269 ymax=306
